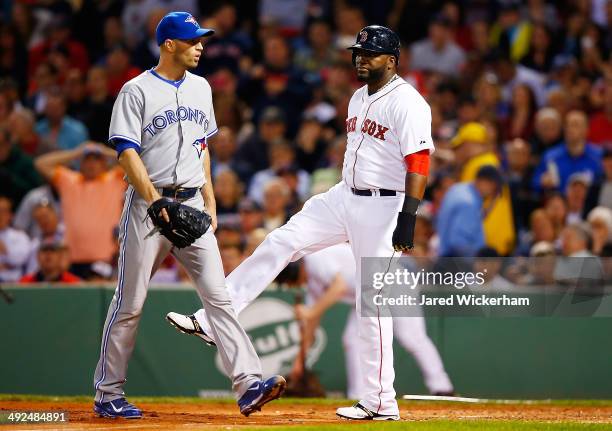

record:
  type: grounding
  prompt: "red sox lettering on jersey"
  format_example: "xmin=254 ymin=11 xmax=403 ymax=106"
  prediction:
xmin=346 ymin=117 xmax=389 ymax=141
xmin=342 ymin=76 xmax=435 ymax=192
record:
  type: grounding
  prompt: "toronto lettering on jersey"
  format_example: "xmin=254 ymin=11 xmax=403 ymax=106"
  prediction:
xmin=345 ymin=116 xmax=389 ymax=140
xmin=142 ymin=106 xmax=209 ymax=137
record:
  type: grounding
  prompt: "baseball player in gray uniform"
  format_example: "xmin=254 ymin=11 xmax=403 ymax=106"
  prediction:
xmin=92 ymin=12 xmax=285 ymax=419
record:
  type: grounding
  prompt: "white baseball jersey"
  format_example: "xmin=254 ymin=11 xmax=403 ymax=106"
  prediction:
xmin=342 ymin=76 xmax=435 ymax=191
xmin=303 ymin=243 xmax=356 ymax=306
xmin=109 ymin=70 xmax=218 ymax=188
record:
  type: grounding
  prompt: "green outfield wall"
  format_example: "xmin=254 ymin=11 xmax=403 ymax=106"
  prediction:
xmin=1 ymin=285 xmax=611 ymax=399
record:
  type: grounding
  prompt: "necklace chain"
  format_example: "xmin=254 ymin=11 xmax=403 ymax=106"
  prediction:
xmin=372 ymin=74 xmax=399 ymax=95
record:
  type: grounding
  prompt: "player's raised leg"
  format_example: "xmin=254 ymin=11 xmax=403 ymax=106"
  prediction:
xmin=169 ymin=183 xmax=349 ymax=339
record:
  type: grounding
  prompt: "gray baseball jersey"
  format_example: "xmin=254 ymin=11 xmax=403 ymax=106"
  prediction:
xmin=109 ymin=69 xmax=218 ymax=187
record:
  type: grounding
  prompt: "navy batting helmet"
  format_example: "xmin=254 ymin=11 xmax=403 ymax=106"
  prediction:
xmin=347 ymin=25 xmax=400 ymax=64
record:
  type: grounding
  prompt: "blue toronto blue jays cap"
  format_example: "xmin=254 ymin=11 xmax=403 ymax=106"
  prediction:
xmin=156 ymin=12 xmax=214 ymax=46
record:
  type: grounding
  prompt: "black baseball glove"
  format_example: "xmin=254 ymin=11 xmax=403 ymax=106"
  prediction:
xmin=146 ymin=197 xmax=211 ymax=248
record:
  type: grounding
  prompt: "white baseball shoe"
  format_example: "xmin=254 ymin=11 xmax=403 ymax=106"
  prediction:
xmin=165 ymin=312 xmax=216 ymax=346
xmin=336 ymin=403 xmax=400 ymax=421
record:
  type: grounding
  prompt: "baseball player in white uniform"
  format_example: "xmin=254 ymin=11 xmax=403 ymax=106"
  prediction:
xmin=92 ymin=12 xmax=285 ymax=419
xmin=168 ymin=25 xmax=432 ymax=420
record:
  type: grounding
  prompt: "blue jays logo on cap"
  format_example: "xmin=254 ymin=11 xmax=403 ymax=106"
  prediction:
xmin=156 ymin=11 xmax=215 ymax=46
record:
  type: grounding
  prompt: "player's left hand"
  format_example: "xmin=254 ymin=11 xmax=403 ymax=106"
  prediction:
xmin=392 ymin=211 xmax=416 ymax=253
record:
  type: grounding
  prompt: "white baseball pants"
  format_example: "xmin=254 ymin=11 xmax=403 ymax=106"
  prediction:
xmin=195 ymin=181 xmax=404 ymax=415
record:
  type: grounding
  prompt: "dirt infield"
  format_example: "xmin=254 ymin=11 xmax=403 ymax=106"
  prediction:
xmin=1 ymin=399 xmax=612 ymax=430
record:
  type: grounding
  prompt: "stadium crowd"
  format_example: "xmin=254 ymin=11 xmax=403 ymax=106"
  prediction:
xmin=0 ymin=0 xmax=611 ymax=284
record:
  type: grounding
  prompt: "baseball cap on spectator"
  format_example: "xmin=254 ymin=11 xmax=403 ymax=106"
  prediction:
xmin=475 ymin=165 xmax=504 ymax=188
xmin=82 ymin=144 xmax=105 ymax=158
xmin=552 ymin=54 xmax=577 ymax=71
xmin=156 ymin=12 xmax=214 ymax=46
xmin=39 ymin=238 xmax=67 ymax=252
xmin=260 ymin=106 xmax=286 ymax=124
xmin=238 ymin=198 xmax=262 ymax=213
xmin=451 ymin=122 xmax=487 ymax=147
xmin=566 ymin=171 xmax=592 ymax=188
xmin=530 ymin=241 xmax=556 ymax=257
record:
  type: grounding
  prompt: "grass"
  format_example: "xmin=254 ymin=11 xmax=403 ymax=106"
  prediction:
xmin=252 ymin=423 xmax=612 ymax=431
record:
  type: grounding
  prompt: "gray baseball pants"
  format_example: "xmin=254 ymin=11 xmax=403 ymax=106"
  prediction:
xmin=93 ymin=186 xmax=262 ymax=402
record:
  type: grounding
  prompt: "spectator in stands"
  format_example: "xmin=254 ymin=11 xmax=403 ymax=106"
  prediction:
xmin=105 ymin=44 xmax=141 ymax=97
xmin=0 ymin=23 xmax=28 ymax=97
xmin=13 ymin=184 xmax=61 ymax=238
xmin=246 ymin=34 xmax=312 ymax=133
xmin=262 ymin=177 xmax=290 ymax=231
xmin=195 ymin=3 xmax=252 ymax=75
xmin=0 ymin=126 xmax=42 ymax=206
xmin=209 ymin=127 xmax=245 ymax=180
xmin=28 ymin=15 xmax=89 ymax=78
xmin=555 ymin=223 xmax=604 ymax=287
xmin=451 ymin=122 xmax=515 ymax=255
xmin=295 ymin=115 xmax=328 ymax=173
xmin=490 ymin=2 xmax=532 ymax=63
xmin=220 ymin=244 xmax=244 ymax=276
xmin=25 ymin=199 xmax=64 ymax=273
xmin=248 ymin=140 xmax=309 ymax=205
xmin=532 ymin=110 xmax=604 ymax=193
xmin=132 ymin=9 xmax=165 ymax=71
xmin=544 ymin=193 xmax=568 ymax=238
xmin=0 ymin=195 xmax=31 ymax=282
xmin=410 ymin=14 xmax=466 ymax=77
xmin=214 ymin=169 xmax=243 ymax=227
xmin=26 ymin=61 xmax=59 ymax=115
xmin=587 ymin=206 xmax=612 ymax=256
xmin=565 ymin=173 xmax=591 ymax=224
xmin=236 ymin=107 xmax=287 ymax=180
xmin=502 ymin=84 xmax=537 ymax=140
xmin=81 ymin=66 xmax=114 ymax=143
xmin=473 ymin=73 xmax=504 ymax=124
xmin=516 ymin=208 xmax=557 ymax=257
xmin=490 ymin=49 xmax=546 ymax=108
xmin=64 ymin=68 xmax=88 ymax=123
xmin=20 ymin=239 xmax=80 ymax=283
xmin=436 ymin=166 xmax=503 ymax=257
xmin=35 ymin=88 xmax=89 ymax=152
xmin=588 ymin=79 xmax=612 ymax=146
xmin=520 ymin=23 xmax=555 ymax=74
xmin=294 ymin=19 xmax=337 ymax=74
xmin=522 ymin=240 xmax=557 ymax=286
xmin=599 ymin=148 xmax=612 ymax=207
xmin=34 ymin=142 xmax=126 ymax=279
xmin=530 ymin=107 xmax=563 ymax=157
xmin=505 ymin=138 xmax=538 ymax=232
xmin=8 ymin=108 xmax=39 ymax=155
xmin=310 ymin=136 xmax=345 ymax=196
xmin=473 ymin=246 xmax=513 ymax=290
xmin=237 ymin=197 xmax=263 ymax=236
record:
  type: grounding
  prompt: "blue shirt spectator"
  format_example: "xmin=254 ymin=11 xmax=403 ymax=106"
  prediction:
xmin=436 ymin=182 xmax=485 ymax=257
xmin=35 ymin=89 xmax=89 ymax=152
xmin=531 ymin=111 xmax=603 ymax=194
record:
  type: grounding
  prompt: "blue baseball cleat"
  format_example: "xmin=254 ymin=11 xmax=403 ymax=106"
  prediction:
xmin=238 ymin=375 xmax=287 ymax=417
xmin=94 ymin=398 xmax=143 ymax=419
